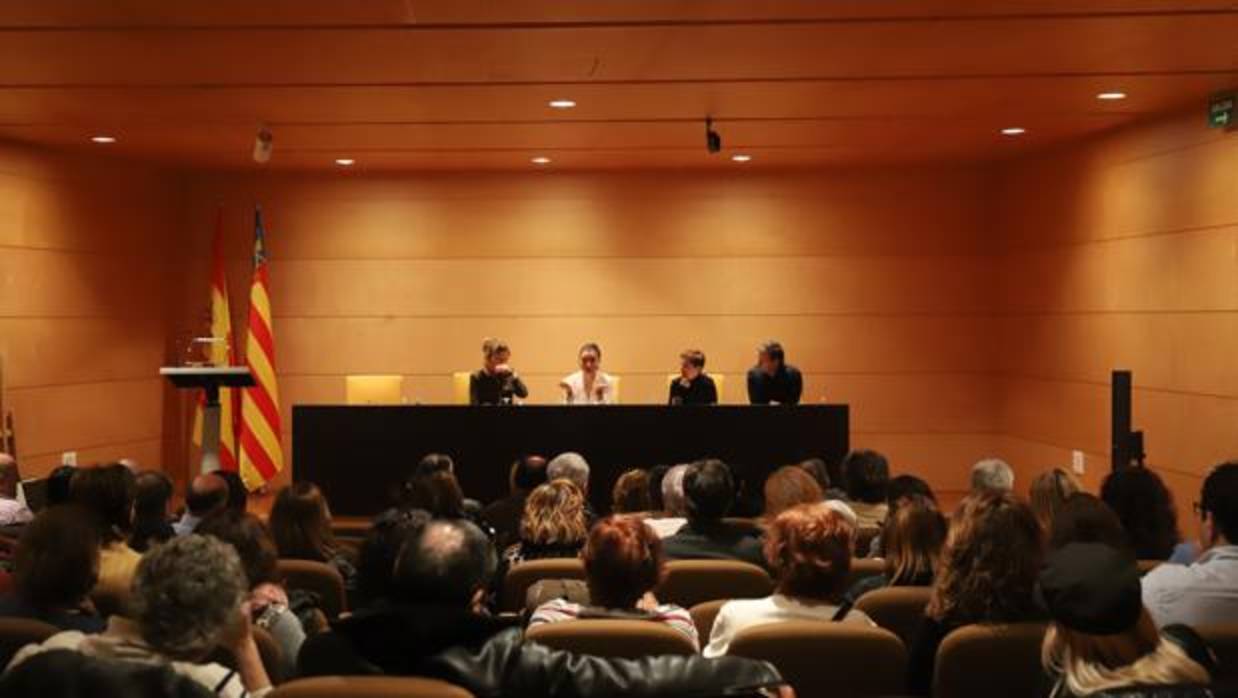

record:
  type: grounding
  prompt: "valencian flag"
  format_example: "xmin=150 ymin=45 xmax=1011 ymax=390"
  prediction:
xmin=191 ymin=209 xmax=240 ymax=471
xmin=238 ymin=207 xmax=284 ymax=490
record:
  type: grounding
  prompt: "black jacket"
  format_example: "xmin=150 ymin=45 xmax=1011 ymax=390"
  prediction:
xmin=298 ymin=602 xmax=784 ymax=697
xmin=662 ymin=520 xmax=767 ymax=570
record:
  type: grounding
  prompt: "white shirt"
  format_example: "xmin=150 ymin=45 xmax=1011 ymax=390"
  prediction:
xmin=1142 ymin=544 xmax=1238 ymax=628
xmin=702 ymin=593 xmax=874 ymax=657
xmin=560 ymin=370 xmax=615 ymax=405
xmin=0 ymin=496 xmax=32 ymax=526
xmin=644 ymin=517 xmax=687 ymax=539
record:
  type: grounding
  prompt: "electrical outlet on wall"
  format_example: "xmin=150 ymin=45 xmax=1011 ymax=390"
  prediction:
xmin=1072 ymin=450 xmax=1085 ymax=475
xmin=61 ymin=451 xmax=77 ymax=466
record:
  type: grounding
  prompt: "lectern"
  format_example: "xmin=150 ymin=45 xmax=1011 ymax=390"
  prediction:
xmin=161 ymin=366 xmax=254 ymax=474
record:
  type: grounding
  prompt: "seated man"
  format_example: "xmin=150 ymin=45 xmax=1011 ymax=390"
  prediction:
xmin=1142 ymin=461 xmax=1238 ymax=627
xmin=662 ymin=459 xmax=766 ymax=568
xmin=172 ymin=472 xmax=228 ymax=536
xmin=298 ymin=518 xmax=789 ymax=697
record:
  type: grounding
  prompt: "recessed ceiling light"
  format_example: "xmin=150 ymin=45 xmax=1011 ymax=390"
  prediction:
xmin=531 ymin=156 xmax=552 ymax=165
xmin=1000 ymin=127 xmax=1026 ymax=136
xmin=334 ymin=158 xmax=355 ymax=166
xmin=731 ymin=154 xmax=752 ymax=162
xmin=1096 ymin=91 xmax=1128 ymax=101
xmin=90 ymin=135 xmax=116 ymax=144
xmin=548 ymin=99 xmax=577 ymax=109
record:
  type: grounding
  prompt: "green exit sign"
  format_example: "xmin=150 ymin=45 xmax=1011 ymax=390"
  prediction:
xmin=1210 ymin=93 xmax=1235 ymax=129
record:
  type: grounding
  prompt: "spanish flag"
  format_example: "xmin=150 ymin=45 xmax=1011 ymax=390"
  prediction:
xmin=191 ymin=209 xmax=240 ymax=471
xmin=238 ymin=207 xmax=284 ymax=490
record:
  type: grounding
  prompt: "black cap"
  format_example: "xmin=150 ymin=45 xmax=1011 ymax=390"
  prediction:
xmin=1037 ymin=543 xmax=1142 ymax=635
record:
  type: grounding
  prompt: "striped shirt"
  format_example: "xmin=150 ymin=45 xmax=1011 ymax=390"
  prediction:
xmin=529 ymin=598 xmax=700 ymax=650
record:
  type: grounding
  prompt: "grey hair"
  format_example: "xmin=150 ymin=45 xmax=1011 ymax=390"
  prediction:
xmin=971 ymin=458 xmax=1015 ymax=493
xmin=662 ymin=464 xmax=690 ymax=516
xmin=547 ymin=452 xmax=590 ymax=493
xmin=132 ymin=535 xmax=247 ymax=660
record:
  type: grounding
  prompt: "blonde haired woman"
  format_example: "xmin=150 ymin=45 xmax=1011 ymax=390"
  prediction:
xmin=470 ymin=338 xmax=528 ymax=405
xmin=503 ymin=480 xmax=589 ymax=565
xmin=1040 ymin=543 xmax=1214 ymax=697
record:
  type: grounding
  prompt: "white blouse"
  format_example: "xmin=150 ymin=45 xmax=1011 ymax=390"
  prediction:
xmin=702 ymin=594 xmax=874 ymax=657
xmin=560 ymin=370 xmax=615 ymax=405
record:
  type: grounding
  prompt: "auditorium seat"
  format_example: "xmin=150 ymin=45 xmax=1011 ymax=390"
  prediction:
xmin=846 ymin=557 xmax=886 ymax=591
xmin=499 ymin=558 xmax=586 ymax=613
xmin=345 ymin=374 xmax=405 ymax=405
xmin=451 ymin=372 xmax=471 ymax=405
xmin=525 ymin=619 xmax=698 ymax=658
xmin=1195 ymin=624 xmax=1238 ymax=683
xmin=933 ymin=622 xmax=1048 ymax=698
xmin=689 ymin=599 xmax=728 ymax=641
xmin=277 ymin=559 xmax=347 ymax=618
xmin=655 ymin=560 xmax=773 ymax=608
xmin=852 ymin=585 xmax=932 ymax=648
xmin=727 ymin=620 xmax=906 ymax=697
xmin=0 ymin=617 xmax=58 ymax=668
xmin=269 ymin=676 xmax=474 ymax=698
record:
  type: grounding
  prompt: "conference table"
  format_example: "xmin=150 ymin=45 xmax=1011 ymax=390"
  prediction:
xmin=293 ymin=404 xmax=849 ymax=518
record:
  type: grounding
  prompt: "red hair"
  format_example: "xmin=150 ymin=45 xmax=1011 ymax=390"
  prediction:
xmin=583 ymin=515 xmax=665 ymax=609
xmin=763 ymin=502 xmax=854 ymax=602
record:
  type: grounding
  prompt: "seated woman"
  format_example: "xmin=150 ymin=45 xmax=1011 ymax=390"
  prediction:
xmin=0 ymin=506 xmax=105 ymax=632
xmin=470 ymin=338 xmax=529 ymax=405
xmin=130 ymin=470 xmax=175 ymax=553
xmin=7 ymin=535 xmax=272 ymax=698
xmin=196 ymin=510 xmax=309 ymax=678
xmin=1040 ymin=543 xmax=1213 ymax=698
xmin=68 ymin=464 xmax=142 ymax=612
xmin=845 ymin=494 xmax=946 ymax=604
xmin=1101 ymin=465 xmax=1193 ymax=562
xmin=504 ymin=479 xmax=588 ymax=565
xmin=529 ymin=515 xmax=699 ymax=649
xmin=269 ymin=482 xmax=358 ymax=597
xmin=668 ymin=349 xmax=717 ymax=405
xmin=764 ymin=465 xmax=824 ymax=519
xmin=559 ymin=342 xmax=615 ymax=405
xmin=703 ymin=502 xmax=873 ymax=657
xmin=1029 ymin=468 xmax=1081 ymax=536
xmin=612 ymin=468 xmax=653 ymax=515
xmin=906 ymin=491 xmax=1045 ymax=695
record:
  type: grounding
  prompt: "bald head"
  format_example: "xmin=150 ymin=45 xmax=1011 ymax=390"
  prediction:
xmin=394 ymin=519 xmax=495 ymax=608
xmin=186 ymin=472 xmax=228 ymax=516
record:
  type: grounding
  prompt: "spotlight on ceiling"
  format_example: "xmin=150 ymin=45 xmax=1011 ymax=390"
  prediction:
xmin=731 ymin=154 xmax=752 ymax=162
xmin=531 ymin=156 xmax=552 ymax=165
xmin=1096 ymin=91 xmax=1128 ymax=101
xmin=90 ymin=135 xmax=117 ymax=144
xmin=548 ymin=99 xmax=577 ymax=109
xmin=334 ymin=158 xmax=355 ymax=166
xmin=705 ymin=117 xmax=722 ymax=154
xmin=1001 ymin=127 xmax=1027 ymax=136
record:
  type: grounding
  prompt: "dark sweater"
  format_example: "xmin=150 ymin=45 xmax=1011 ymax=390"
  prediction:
xmin=746 ymin=365 xmax=804 ymax=405
xmin=469 ymin=370 xmax=529 ymax=405
xmin=668 ymin=374 xmax=718 ymax=405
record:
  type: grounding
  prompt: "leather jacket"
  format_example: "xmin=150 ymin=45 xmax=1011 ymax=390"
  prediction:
xmin=299 ymin=602 xmax=784 ymax=697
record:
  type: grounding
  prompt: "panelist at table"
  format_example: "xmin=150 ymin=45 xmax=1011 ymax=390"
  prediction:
xmin=668 ymin=348 xmax=718 ymax=405
xmin=469 ymin=338 xmax=528 ymax=405
xmin=559 ymin=342 xmax=615 ymax=405
xmin=746 ymin=340 xmax=804 ymax=405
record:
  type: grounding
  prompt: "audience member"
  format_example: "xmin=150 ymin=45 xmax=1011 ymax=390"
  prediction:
xmin=215 ymin=470 xmax=249 ymax=514
xmin=1049 ymin=493 xmax=1133 ymax=554
xmin=1101 ymin=465 xmax=1184 ymax=561
xmin=530 ymin=515 xmax=698 ymax=649
xmin=172 ymin=473 xmax=227 ymax=536
xmin=796 ymin=458 xmax=838 ymax=499
xmin=547 ymin=451 xmax=591 ymax=496
xmin=0 ymin=453 xmax=33 ymax=526
xmin=1029 ymin=468 xmax=1081 ymax=535
xmin=354 ymin=507 xmax=432 ymax=609
xmin=196 ymin=510 xmax=309 ymax=677
xmin=45 ymin=465 xmax=76 ymax=508
xmin=864 ymin=474 xmax=938 ymax=557
xmin=481 ymin=454 xmax=547 ymax=550
xmin=663 ymin=460 xmax=765 ymax=568
xmin=0 ymin=506 xmax=104 ymax=632
xmin=298 ymin=518 xmax=786 ymax=694
xmin=845 ymin=494 xmax=946 ymax=603
xmin=269 ymin=482 xmax=358 ymax=596
xmin=841 ymin=449 xmax=890 ymax=528
xmin=0 ymin=649 xmax=214 ymax=698
xmin=1040 ymin=543 xmax=1213 ymax=697
xmin=1142 ymin=461 xmax=1238 ymax=628
xmin=68 ymin=464 xmax=141 ymax=609
xmin=130 ymin=471 xmax=175 ymax=553
xmin=503 ymin=479 xmax=588 ymax=565
xmin=763 ymin=465 xmax=823 ymax=519
xmin=647 ymin=464 xmax=671 ymax=511
xmin=704 ymin=502 xmax=872 ymax=657
xmin=645 ymin=463 xmax=689 ymax=538
xmin=970 ymin=457 xmax=1015 ymax=494
xmin=8 ymin=535 xmax=272 ymax=698
xmin=611 ymin=468 xmax=653 ymax=514
xmin=403 ymin=469 xmax=468 ymax=519
xmin=906 ymin=491 xmax=1044 ymax=695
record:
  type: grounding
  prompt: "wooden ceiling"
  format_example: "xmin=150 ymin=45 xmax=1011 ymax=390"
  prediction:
xmin=0 ymin=1 xmax=1234 ymax=171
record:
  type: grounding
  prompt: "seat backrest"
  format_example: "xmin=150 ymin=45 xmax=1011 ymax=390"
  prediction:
xmin=499 ymin=558 xmax=586 ymax=613
xmin=0 ymin=617 xmax=59 ymax=669
xmin=345 ymin=375 xmax=405 ymax=405
xmin=689 ymin=599 xmax=729 ymax=642
xmin=525 ymin=619 xmax=698 ymax=658
xmin=846 ymin=557 xmax=886 ymax=591
xmin=853 ymin=586 xmax=932 ymax=648
xmin=608 ymin=375 xmax=621 ymax=403
xmin=270 ymin=676 xmax=474 ymax=698
xmin=277 ymin=559 xmax=347 ymax=618
xmin=656 ymin=560 xmax=773 ymax=608
xmin=728 ymin=620 xmax=907 ymax=698
xmin=1195 ymin=624 xmax=1238 ymax=684
xmin=933 ymin=622 xmax=1049 ymax=698
xmin=451 ymin=372 xmax=471 ymax=405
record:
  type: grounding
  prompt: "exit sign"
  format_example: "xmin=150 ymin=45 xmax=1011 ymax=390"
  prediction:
xmin=1210 ymin=93 xmax=1235 ymax=129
